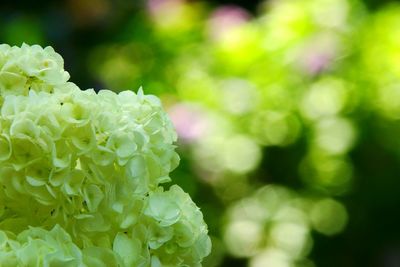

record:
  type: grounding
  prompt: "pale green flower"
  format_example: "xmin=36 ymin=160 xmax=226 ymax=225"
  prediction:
xmin=0 ymin=134 xmax=11 ymax=161
xmin=143 ymin=185 xmax=212 ymax=266
xmin=0 ymin=225 xmax=85 ymax=267
xmin=0 ymin=44 xmax=70 ymax=101
xmin=145 ymin=190 xmax=181 ymax=227
xmin=0 ymin=44 xmax=211 ymax=266
xmin=113 ymin=233 xmax=142 ymax=266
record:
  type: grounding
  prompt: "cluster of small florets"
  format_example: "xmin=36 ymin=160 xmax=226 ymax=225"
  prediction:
xmin=0 ymin=44 xmax=211 ymax=266
xmin=0 ymin=44 xmax=69 ymax=100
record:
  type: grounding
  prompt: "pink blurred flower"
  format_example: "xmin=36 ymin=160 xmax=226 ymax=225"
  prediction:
xmin=147 ymin=0 xmax=184 ymax=18
xmin=207 ymin=5 xmax=251 ymax=40
xmin=168 ymin=104 xmax=208 ymax=143
xmin=298 ymin=34 xmax=340 ymax=75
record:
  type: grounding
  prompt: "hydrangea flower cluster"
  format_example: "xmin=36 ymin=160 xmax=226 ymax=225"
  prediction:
xmin=0 ymin=44 xmax=211 ymax=266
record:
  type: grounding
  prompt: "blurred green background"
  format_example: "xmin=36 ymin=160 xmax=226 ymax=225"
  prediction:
xmin=3 ymin=0 xmax=400 ymax=266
